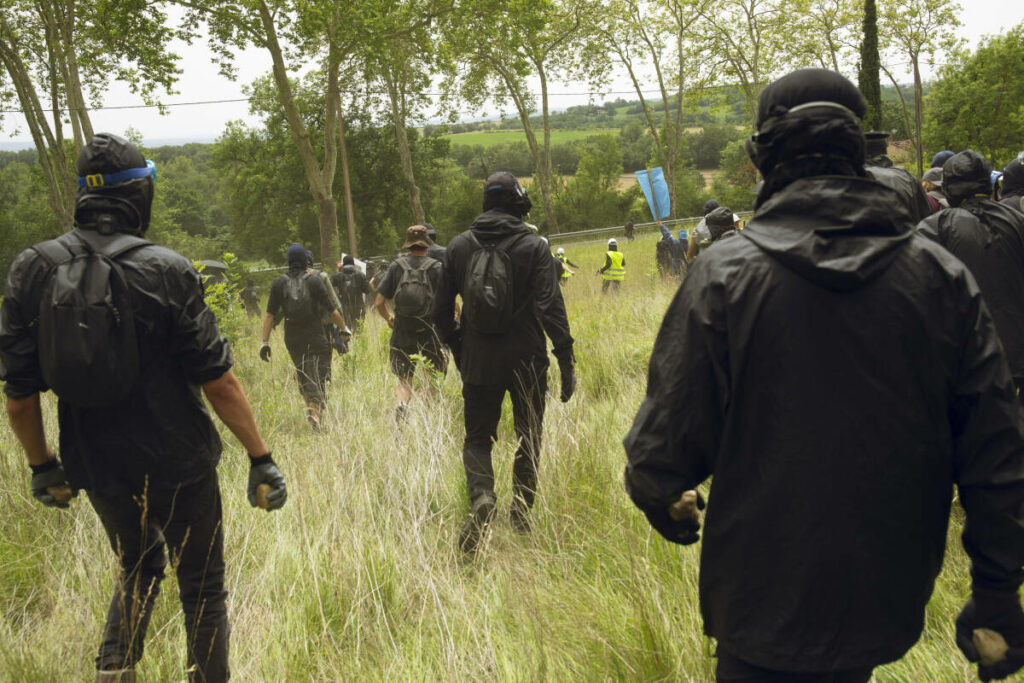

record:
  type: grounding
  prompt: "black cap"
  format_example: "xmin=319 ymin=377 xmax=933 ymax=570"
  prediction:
xmin=342 ymin=254 xmax=355 ymax=265
xmin=703 ymin=199 xmax=720 ymax=216
xmin=1002 ymin=156 xmax=1024 ymax=197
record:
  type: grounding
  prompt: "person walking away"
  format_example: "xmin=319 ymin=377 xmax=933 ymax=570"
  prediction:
xmin=863 ymin=131 xmax=932 ymax=223
xmin=305 ymin=249 xmax=347 ymax=357
xmin=369 ymin=261 xmax=388 ymax=293
xmin=921 ymin=167 xmax=948 ymax=214
xmin=261 ymin=244 xmax=350 ymax=430
xmin=425 ymin=223 xmax=448 ymax=262
xmin=0 ymin=133 xmax=287 ymax=683
xmin=374 ymin=226 xmax=447 ymax=422
xmin=331 ymin=254 xmax=370 ymax=334
xmin=624 ymin=70 xmax=1024 ymax=682
xmin=657 ymin=221 xmax=688 ymax=276
xmin=919 ymin=149 xmax=1024 ymax=402
xmin=433 ymin=171 xmax=575 ymax=553
xmin=704 ymin=206 xmax=738 ymax=244
xmin=999 ymin=154 xmax=1024 ymax=214
xmin=624 ymin=218 xmax=635 ymax=241
xmin=555 ymin=247 xmax=578 ymax=285
xmin=599 ymin=238 xmax=626 ymax=293
xmin=687 ymin=199 xmax=721 ymax=261
xmin=239 ymin=278 xmax=261 ymax=318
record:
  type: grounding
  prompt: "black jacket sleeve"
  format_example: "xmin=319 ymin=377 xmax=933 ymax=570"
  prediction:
xmin=530 ymin=240 xmax=573 ymax=360
xmin=0 ymin=249 xmax=48 ymax=398
xmin=624 ymin=260 xmax=726 ymax=518
xmin=166 ymin=260 xmax=234 ymax=385
xmin=432 ymin=251 xmax=460 ymax=349
xmin=951 ymin=273 xmax=1024 ymax=592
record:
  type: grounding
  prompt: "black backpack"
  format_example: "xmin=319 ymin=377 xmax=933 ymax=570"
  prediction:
xmin=336 ymin=268 xmax=360 ymax=307
xmin=462 ymin=231 xmax=527 ymax=334
xmin=393 ymin=256 xmax=437 ymax=319
xmin=283 ymin=272 xmax=317 ymax=323
xmin=32 ymin=230 xmax=150 ymax=407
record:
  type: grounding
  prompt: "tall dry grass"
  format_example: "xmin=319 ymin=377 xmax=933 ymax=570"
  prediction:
xmin=0 ymin=233 xmax=983 ymax=681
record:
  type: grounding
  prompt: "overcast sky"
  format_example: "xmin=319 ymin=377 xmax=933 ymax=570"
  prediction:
xmin=2 ymin=1 xmax=1022 ymax=147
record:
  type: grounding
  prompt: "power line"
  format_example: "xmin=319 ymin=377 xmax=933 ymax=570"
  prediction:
xmin=0 ymin=88 xmax=717 ymax=115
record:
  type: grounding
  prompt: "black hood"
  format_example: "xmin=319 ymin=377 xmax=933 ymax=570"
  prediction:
xmin=742 ymin=176 xmax=914 ymax=292
xmin=1001 ymin=157 xmax=1024 ymax=198
xmin=943 ymin=150 xmax=992 ymax=206
xmin=470 ymin=209 xmax=533 ymax=239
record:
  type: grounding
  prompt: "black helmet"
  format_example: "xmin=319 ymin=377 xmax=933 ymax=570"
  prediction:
xmin=483 ymin=171 xmax=532 ymax=217
xmin=74 ymin=133 xmax=156 ymax=235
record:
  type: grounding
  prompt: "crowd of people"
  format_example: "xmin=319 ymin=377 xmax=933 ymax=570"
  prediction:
xmin=3 ymin=65 xmax=1024 ymax=682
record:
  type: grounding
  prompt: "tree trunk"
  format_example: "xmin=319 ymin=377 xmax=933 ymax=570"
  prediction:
xmin=912 ymin=55 xmax=924 ymax=176
xmin=536 ymin=63 xmax=559 ymax=233
xmin=316 ymin=197 xmax=339 ymax=268
xmin=385 ymin=71 xmax=426 ymax=225
xmin=337 ymin=107 xmax=358 ymax=257
xmin=858 ymin=0 xmax=883 ymax=131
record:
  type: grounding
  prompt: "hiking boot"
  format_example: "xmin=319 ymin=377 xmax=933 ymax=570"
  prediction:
xmin=96 ymin=670 xmax=136 ymax=683
xmin=395 ymin=402 xmax=409 ymax=423
xmin=459 ymin=492 xmax=496 ymax=554
xmin=510 ymin=499 xmax=532 ymax=534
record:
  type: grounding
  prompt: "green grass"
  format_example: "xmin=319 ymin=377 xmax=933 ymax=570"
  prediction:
xmin=444 ymin=129 xmax=614 ymax=148
xmin=0 ymin=233 xmax=989 ymax=680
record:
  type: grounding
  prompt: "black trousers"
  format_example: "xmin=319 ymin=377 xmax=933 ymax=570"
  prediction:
xmin=462 ymin=363 xmax=547 ymax=505
xmin=716 ymin=650 xmax=873 ymax=683
xmin=88 ymin=473 xmax=229 ymax=682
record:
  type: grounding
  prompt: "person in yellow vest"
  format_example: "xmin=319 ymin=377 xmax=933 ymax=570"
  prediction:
xmin=555 ymin=247 xmax=578 ymax=285
xmin=598 ymin=238 xmax=626 ymax=294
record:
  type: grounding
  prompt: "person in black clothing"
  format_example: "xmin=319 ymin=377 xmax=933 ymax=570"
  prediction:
xmin=704 ymin=206 xmax=738 ymax=244
xmin=863 ymin=131 xmax=932 ymax=223
xmin=433 ymin=171 xmax=576 ymax=553
xmin=999 ymin=155 xmax=1024 ymax=214
xmin=375 ymin=225 xmax=447 ymax=421
xmin=261 ymin=243 xmax=350 ymax=431
xmin=369 ymin=260 xmax=389 ymax=293
xmin=624 ymin=218 xmax=635 ymax=241
xmin=919 ymin=149 xmax=1024 ymax=402
xmin=424 ymin=223 xmax=448 ymax=262
xmin=0 ymin=133 xmax=286 ymax=683
xmin=624 ymin=70 xmax=1024 ymax=682
xmin=331 ymin=254 xmax=370 ymax=334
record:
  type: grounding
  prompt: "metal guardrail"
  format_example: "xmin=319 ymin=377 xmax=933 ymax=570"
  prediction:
xmin=246 ymin=211 xmax=756 ymax=272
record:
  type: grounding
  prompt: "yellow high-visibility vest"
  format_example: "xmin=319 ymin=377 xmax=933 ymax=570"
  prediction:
xmin=603 ymin=251 xmax=625 ymax=281
xmin=557 ymin=254 xmax=572 ymax=278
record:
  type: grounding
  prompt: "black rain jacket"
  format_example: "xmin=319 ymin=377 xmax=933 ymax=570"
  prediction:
xmin=433 ymin=209 xmax=573 ymax=386
xmin=865 ymin=163 xmax=931 ymax=224
xmin=919 ymin=199 xmax=1024 ymax=378
xmin=0 ymin=228 xmax=233 ymax=495
xmin=624 ymin=176 xmax=1024 ymax=672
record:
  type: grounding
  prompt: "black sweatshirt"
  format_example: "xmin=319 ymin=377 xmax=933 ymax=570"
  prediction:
xmin=624 ymin=176 xmax=1024 ymax=672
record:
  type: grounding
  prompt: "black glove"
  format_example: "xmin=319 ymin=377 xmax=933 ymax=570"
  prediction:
xmin=558 ymin=357 xmax=576 ymax=403
xmin=640 ymin=491 xmax=706 ymax=546
xmin=259 ymin=341 xmax=272 ymax=362
xmin=247 ymin=453 xmax=287 ymax=511
xmin=30 ymin=458 xmax=75 ymax=509
xmin=331 ymin=328 xmax=348 ymax=354
xmin=956 ymin=588 xmax=1024 ymax=681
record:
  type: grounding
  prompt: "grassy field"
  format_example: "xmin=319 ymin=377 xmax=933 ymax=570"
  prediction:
xmin=444 ymin=129 xmax=615 ymax=148
xmin=0 ymin=233 xmax=989 ymax=680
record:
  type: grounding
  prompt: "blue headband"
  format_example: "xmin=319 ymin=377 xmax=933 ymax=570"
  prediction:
xmin=78 ymin=159 xmax=157 ymax=189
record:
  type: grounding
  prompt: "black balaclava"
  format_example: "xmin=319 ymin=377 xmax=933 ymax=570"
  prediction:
xmin=1001 ymin=157 xmax=1024 ymax=199
xmin=703 ymin=199 xmax=720 ymax=216
xmin=748 ymin=69 xmax=868 ymax=208
xmin=706 ymin=207 xmax=736 ymax=242
xmin=942 ymin=150 xmax=993 ymax=207
xmin=74 ymin=133 xmax=154 ymax=235
xmin=342 ymin=254 xmax=355 ymax=266
xmin=286 ymin=243 xmax=307 ymax=270
xmin=864 ymin=131 xmax=893 ymax=168
xmin=482 ymin=171 xmax=532 ymax=217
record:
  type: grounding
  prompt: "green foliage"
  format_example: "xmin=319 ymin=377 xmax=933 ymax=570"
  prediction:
xmin=553 ymin=135 xmax=637 ymax=231
xmin=859 ymin=0 xmax=884 ymax=130
xmin=924 ymin=25 xmax=1024 ymax=165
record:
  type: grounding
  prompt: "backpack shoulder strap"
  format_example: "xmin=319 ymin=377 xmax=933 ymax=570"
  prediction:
xmin=498 ymin=232 xmax=529 ymax=251
xmin=397 ymin=257 xmax=413 ymax=272
xmin=32 ymin=239 xmax=74 ymax=267
xmin=75 ymin=229 xmax=151 ymax=260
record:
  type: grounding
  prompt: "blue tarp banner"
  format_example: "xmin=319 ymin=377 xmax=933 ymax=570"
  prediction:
xmin=635 ymin=167 xmax=670 ymax=220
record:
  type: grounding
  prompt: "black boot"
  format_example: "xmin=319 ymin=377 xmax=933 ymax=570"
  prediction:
xmin=459 ymin=492 xmax=496 ymax=554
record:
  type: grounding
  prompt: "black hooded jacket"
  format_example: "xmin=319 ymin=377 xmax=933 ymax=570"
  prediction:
xmin=624 ymin=176 xmax=1024 ymax=672
xmin=0 ymin=227 xmax=233 ymax=494
xmin=865 ymin=163 xmax=931 ymax=223
xmin=919 ymin=199 xmax=1024 ymax=377
xmin=433 ymin=209 xmax=573 ymax=385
